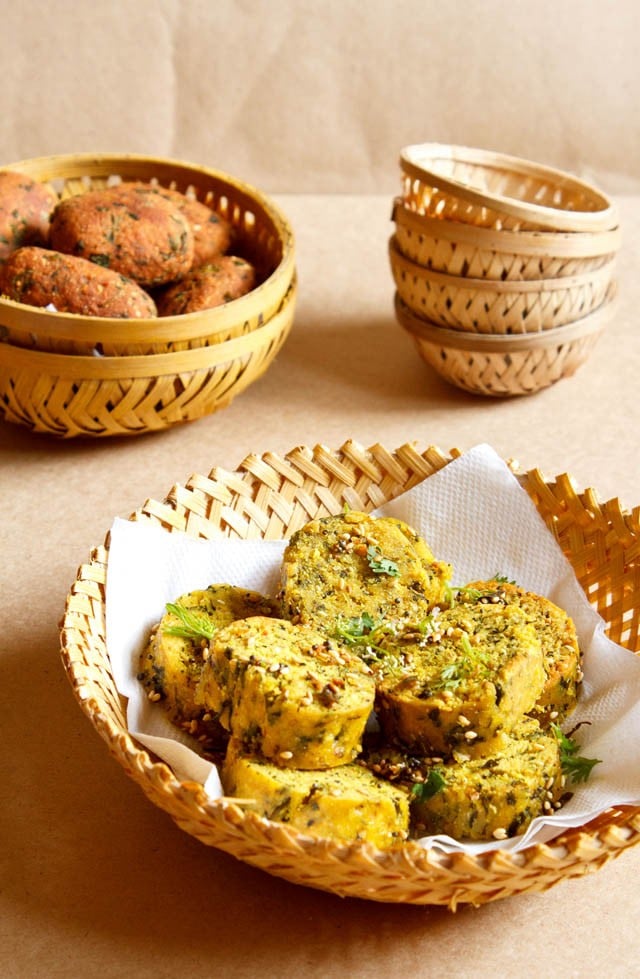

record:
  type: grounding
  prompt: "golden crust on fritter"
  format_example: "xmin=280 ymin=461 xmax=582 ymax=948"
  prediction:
xmin=0 ymin=246 xmax=157 ymax=318
xmin=0 ymin=170 xmax=58 ymax=262
xmin=156 ymin=255 xmax=256 ymax=316
xmin=49 ymin=184 xmax=194 ymax=287
xmin=143 ymin=184 xmax=234 ymax=266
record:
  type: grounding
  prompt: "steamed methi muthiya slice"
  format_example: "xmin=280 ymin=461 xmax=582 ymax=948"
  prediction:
xmin=278 ymin=510 xmax=452 ymax=636
xmin=376 ymin=515 xmax=443 ymax=569
xmin=363 ymin=717 xmax=563 ymax=842
xmin=138 ymin=585 xmax=277 ymax=741
xmin=374 ymin=600 xmax=546 ymax=756
xmin=198 ymin=616 xmax=375 ymax=769
xmin=462 ymin=580 xmax=582 ymax=725
xmin=223 ymin=739 xmax=409 ymax=848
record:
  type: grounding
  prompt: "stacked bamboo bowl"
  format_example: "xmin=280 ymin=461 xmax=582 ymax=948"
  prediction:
xmin=390 ymin=143 xmax=621 ymax=396
xmin=0 ymin=154 xmax=296 ymax=437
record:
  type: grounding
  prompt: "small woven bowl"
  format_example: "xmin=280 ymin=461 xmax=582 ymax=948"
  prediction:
xmin=400 ymin=143 xmax=618 ymax=233
xmin=392 ymin=199 xmax=621 ymax=281
xmin=394 ymin=292 xmax=613 ymax=396
xmin=0 ymin=153 xmax=295 ymax=356
xmin=59 ymin=438 xmax=640 ymax=907
xmin=389 ymin=236 xmax=616 ymax=334
xmin=0 ymin=278 xmax=295 ymax=438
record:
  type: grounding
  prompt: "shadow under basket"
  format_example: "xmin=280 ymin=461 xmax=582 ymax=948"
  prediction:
xmin=59 ymin=439 xmax=640 ymax=907
xmin=394 ymin=292 xmax=614 ymax=397
xmin=0 ymin=279 xmax=296 ymax=437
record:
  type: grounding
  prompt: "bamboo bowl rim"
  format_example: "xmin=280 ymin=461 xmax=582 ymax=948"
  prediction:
xmin=0 ymin=153 xmax=295 ymax=341
xmin=394 ymin=291 xmax=615 ymax=352
xmin=400 ymin=143 xmax=618 ymax=233
xmin=388 ymin=235 xmax=616 ymax=293
xmin=59 ymin=440 xmax=640 ymax=906
xmin=0 ymin=278 xmax=296 ymax=379
xmin=391 ymin=198 xmax=622 ymax=259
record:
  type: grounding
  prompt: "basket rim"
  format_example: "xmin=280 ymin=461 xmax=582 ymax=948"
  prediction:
xmin=58 ymin=438 xmax=640 ymax=906
xmin=394 ymin=291 xmax=614 ymax=351
xmin=389 ymin=235 xmax=616 ymax=292
xmin=391 ymin=198 xmax=622 ymax=258
xmin=0 ymin=278 xmax=296 ymax=379
xmin=400 ymin=143 xmax=618 ymax=233
xmin=0 ymin=152 xmax=295 ymax=337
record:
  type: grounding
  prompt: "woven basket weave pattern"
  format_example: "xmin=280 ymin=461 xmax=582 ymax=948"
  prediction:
xmin=0 ymin=154 xmax=295 ymax=357
xmin=393 ymin=207 xmax=618 ymax=282
xmin=0 ymin=281 xmax=295 ymax=438
xmin=395 ymin=294 xmax=613 ymax=397
xmin=60 ymin=440 xmax=640 ymax=907
xmin=0 ymin=155 xmax=296 ymax=437
xmin=409 ymin=323 xmax=602 ymax=397
xmin=389 ymin=239 xmax=614 ymax=334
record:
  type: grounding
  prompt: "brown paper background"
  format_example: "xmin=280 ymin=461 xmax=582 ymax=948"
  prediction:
xmin=2 ymin=3 xmax=640 ymax=976
xmin=3 ymin=0 xmax=640 ymax=193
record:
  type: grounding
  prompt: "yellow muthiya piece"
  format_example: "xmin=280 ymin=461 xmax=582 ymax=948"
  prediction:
xmin=198 ymin=616 xmax=376 ymax=769
xmin=137 ymin=584 xmax=277 ymax=739
xmin=374 ymin=600 xmax=546 ymax=756
xmin=365 ymin=717 xmax=563 ymax=842
xmin=278 ymin=510 xmax=452 ymax=636
xmin=223 ymin=739 xmax=409 ymax=848
xmin=463 ymin=580 xmax=582 ymax=725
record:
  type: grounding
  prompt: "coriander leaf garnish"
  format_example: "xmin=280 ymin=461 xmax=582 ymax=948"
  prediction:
xmin=493 ymin=573 xmax=516 ymax=585
xmin=443 ymin=583 xmax=484 ymax=606
xmin=551 ymin=723 xmax=602 ymax=784
xmin=334 ymin=613 xmax=392 ymax=659
xmin=337 ymin=612 xmax=379 ymax=639
xmin=432 ymin=632 xmax=490 ymax=692
xmin=366 ymin=545 xmax=400 ymax=577
xmin=162 ymin=602 xmax=216 ymax=640
xmin=410 ymin=770 xmax=446 ymax=802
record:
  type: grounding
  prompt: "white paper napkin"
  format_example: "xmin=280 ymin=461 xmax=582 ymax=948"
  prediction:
xmin=105 ymin=444 xmax=640 ymax=854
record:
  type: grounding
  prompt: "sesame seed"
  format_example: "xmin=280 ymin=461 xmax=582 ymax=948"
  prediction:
xmin=458 ymin=714 xmax=471 ymax=727
xmin=279 ymin=750 xmax=293 ymax=760
xmin=492 ymin=828 xmax=508 ymax=840
xmin=464 ymin=730 xmax=478 ymax=741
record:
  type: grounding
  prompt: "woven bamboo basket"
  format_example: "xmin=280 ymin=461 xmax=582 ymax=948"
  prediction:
xmin=0 ymin=279 xmax=295 ymax=438
xmin=389 ymin=236 xmax=616 ymax=334
xmin=59 ymin=438 xmax=640 ymax=907
xmin=394 ymin=293 xmax=612 ymax=396
xmin=0 ymin=153 xmax=295 ymax=355
xmin=400 ymin=143 xmax=618 ymax=233
xmin=392 ymin=199 xmax=621 ymax=281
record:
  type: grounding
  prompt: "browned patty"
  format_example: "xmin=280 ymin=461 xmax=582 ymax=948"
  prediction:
xmin=156 ymin=255 xmax=256 ymax=316
xmin=141 ymin=184 xmax=234 ymax=266
xmin=0 ymin=171 xmax=58 ymax=262
xmin=49 ymin=184 xmax=194 ymax=287
xmin=0 ymin=246 xmax=157 ymax=318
